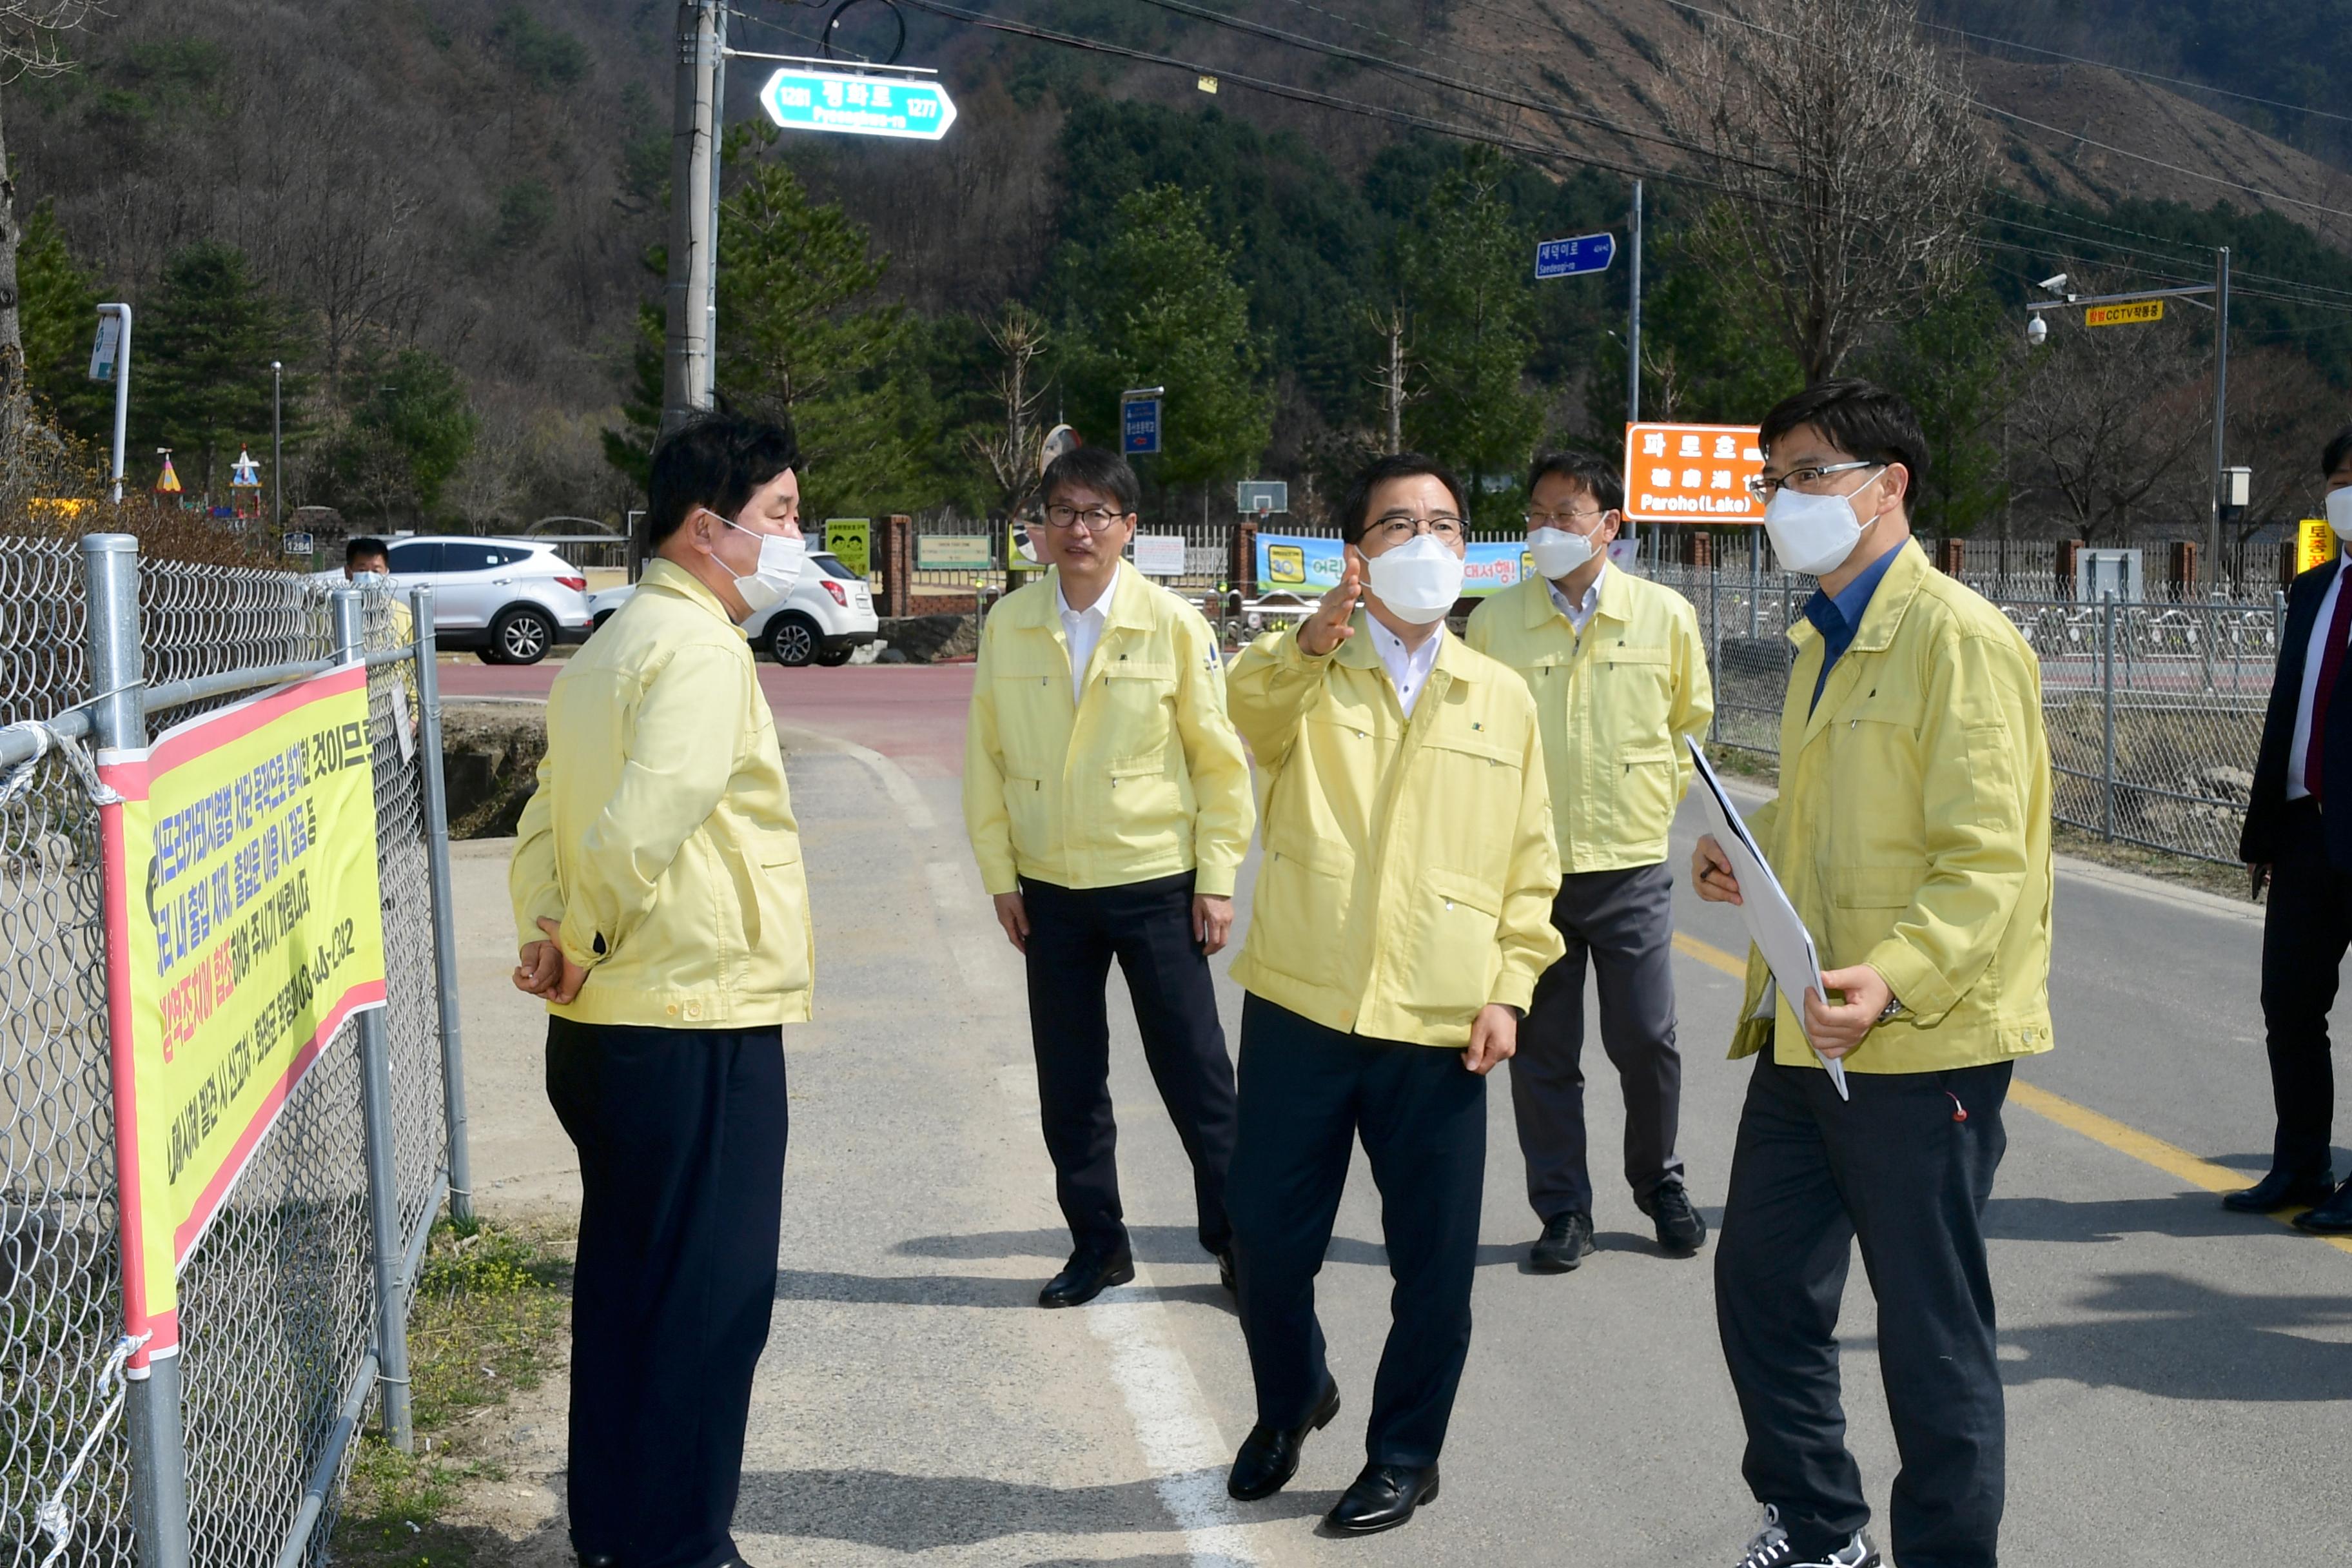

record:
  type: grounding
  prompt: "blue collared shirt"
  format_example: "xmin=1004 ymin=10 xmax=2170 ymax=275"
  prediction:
xmin=1804 ymin=546 xmax=1901 ymax=714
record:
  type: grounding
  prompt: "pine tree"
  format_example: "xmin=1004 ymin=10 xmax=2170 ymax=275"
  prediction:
xmin=140 ymin=241 xmax=306 ymax=500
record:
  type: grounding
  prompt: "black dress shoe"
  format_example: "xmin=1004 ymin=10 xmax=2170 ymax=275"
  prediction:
xmin=1642 ymin=1178 xmax=1708 ymax=1254
xmin=1529 ymin=1211 xmax=1594 ymax=1272
xmin=1226 ymin=1378 xmax=1340 ymax=1500
xmin=1217 ymin=1249 xmax=1237 ymax=1295
xmin=1324 ymin=1462 xmax=1439 ymax=1534
xmin=2295 ymin=1178 xmax=2352 ymax=1233
xmin=1038 ymin=1244 xmax=1134 ymax=1308
xmin=2222 ymin=1166 xmax=2337 ymax=1213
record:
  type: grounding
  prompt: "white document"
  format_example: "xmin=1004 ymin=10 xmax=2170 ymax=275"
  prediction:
xmin=1685 ymin=738 xmax=1848 ymax=1101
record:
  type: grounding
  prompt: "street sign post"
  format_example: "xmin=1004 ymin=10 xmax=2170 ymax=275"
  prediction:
xmin=1122 ymin=389 xmax=1164 ymax=456
xmin=1535 ymin=232 xmax=1616 ymax=280
xmin=757 ymin=66 xmax=957 ymax=141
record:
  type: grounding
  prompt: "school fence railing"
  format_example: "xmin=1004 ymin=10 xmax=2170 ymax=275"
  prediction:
xmin=1650 ymin=554 xmax=2283 ymax=867
xmin=0 ymin=533 xmax=471 ymax=1567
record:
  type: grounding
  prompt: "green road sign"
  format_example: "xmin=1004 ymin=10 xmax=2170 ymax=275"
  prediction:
xmin=757 ymin=68 xmax=957 ymax=141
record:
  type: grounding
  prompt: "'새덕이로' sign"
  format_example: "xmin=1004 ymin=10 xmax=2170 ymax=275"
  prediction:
xmin=1622 ymin=422 xmax=1765 ymax=524
xmin=99 ymin=663 xmax=387 ymax=1367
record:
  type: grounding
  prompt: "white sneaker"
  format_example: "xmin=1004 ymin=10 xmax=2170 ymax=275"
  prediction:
xmin=1734 ymin=1504 xmax=1881 ymax=1568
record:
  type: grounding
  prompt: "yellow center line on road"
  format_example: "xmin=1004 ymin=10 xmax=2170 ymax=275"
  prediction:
xmin=1671 ymin=929 xmax=2352 ymax=1258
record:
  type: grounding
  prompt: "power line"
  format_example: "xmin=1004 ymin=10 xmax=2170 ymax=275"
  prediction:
xmin=1917 ymin=16 xmax=2352 ymax=128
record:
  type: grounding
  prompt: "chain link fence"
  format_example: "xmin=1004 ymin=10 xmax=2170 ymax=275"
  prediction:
xmin=1650 ymin=542 xmax=2286 ymax=865
xmin=0 ymin=534 xmax=469 ymax=1566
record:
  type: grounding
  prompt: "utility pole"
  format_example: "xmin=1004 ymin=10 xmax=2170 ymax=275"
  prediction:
xmin=1384 ymin=310 xmax=1404 ymax=455
xmin=271 ymin=360 xmax=283 ymax=536
xmin=2208 ymin=244 xmax=2231 ymax=597
xmin=662 ymin=0 xmax=721 ymax=440
xmin=1626 ymin=179 xmax=1643 ymax=429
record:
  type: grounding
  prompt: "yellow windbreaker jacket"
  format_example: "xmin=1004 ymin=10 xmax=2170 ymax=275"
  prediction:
xmin=509 ymin=558 xmax=814 ymax=1028
xmin=1467 ymin=567 xmax=1714 ymax=872
xmin=1226 ymin=617 xmax=1564 ymax=1049
xmin=1732 ymin=542 xmax=2053 ymax=1073
xmin=963 ymin=564 xmax=1254 ymax=897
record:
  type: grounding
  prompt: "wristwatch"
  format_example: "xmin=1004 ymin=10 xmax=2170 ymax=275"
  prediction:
xmin=1875 ymin=994 xmax=1905 ymax=1026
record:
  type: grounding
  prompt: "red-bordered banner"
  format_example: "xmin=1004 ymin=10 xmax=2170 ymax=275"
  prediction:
xmin=97 ymin=663 xmax=387 ymax=1372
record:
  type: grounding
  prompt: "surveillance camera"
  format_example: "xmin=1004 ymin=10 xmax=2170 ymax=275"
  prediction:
xmin=2026 ymin=315 xmax=2049 ymax=346
xmin=2037 ymin=273 xmax=2070 ymax=293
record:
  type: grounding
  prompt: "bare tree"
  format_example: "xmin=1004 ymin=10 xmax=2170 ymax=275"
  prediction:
xmin=963 ymin=301 xmax=1050 ymax=520
xmin=1660 ymin=0 xmax=1989 ymax=382
xmin=2007 ymin=312 xmax=2206 ymax=545
xmin=0 ymin=0 xmax=101 ymax=414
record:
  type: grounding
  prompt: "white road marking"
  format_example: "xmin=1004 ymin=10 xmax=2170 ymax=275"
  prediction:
xmin=825 ymin=730 xmax=1260 ymax=1568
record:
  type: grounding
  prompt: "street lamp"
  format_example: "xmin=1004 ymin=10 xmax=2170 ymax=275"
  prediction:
xmin=271 ymin=361 xmax=283 ymax=536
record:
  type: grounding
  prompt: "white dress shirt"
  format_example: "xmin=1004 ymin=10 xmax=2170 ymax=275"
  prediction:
xmin=2289 ymin=566 xmax=2349 ymax=800
xmin=1369 ymin=615 xmax=1444 ymax=718
xmin=1057 ymin=564 xmax=1118 ymax=703
xmin=1546 ymin=562 xmax=1609 ymax=636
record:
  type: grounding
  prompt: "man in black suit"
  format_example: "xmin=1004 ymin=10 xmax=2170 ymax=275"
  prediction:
xmin=2238 ymin=424 xmax=2352 ymax=1232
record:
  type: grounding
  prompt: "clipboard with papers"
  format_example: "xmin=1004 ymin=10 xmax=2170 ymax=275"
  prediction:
xmin=1683 ymin=737 xmax=1849 ymax=1101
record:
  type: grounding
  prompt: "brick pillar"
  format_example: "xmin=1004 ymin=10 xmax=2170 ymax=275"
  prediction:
xmin=2168 ymin=540 xmax=2197 ymax=596
xmin=1936 ymin=537 xmax=1965 ymax=576
xmin=1690 ymin=529 xmax=1712 ymax=569
xmin=2057 ymin=539 xmax=2083 ymax=599
xmin=879 ymin=514 xmax=912 ymax=618
xmin=1234 ymin=517 xmax=1258 ymax=600
xmin=2284 ymin=541 xmax=2302 ymax=588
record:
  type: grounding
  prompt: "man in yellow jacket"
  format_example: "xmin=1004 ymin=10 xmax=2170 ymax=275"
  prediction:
xmin=963 ymin=446 xmax=1254 ymax=1309
xmin=509 ymin=411 xmax=814 ymax=1568
xmin=1221 ymin=453 xmax=1562 ymax=1536
xmin=1693 ymin=382 xmax=2052 ymax=1568
xmin=1469 ymin=451 xmax=1714 ymax=1271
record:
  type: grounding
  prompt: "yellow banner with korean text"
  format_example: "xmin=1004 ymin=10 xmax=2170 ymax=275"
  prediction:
xmin=97 ymin=663 xmax=386 ymax=1371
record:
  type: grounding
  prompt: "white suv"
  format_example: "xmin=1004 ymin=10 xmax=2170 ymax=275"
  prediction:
xmin=586 ymin=551 xmax=879 ymax=666
xmin=376 ymin=536 xmax=594 ymax=664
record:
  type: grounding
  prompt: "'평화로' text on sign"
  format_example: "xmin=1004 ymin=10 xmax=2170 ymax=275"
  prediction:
xmin=98 ymin=662 xmax=388 ymax=1366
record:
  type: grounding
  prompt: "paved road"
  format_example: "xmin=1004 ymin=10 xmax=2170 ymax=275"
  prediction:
xmin=447 ymin=656 xmax=2352 ymax=1565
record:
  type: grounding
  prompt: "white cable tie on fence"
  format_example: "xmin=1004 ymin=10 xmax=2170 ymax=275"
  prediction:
xmin=32 ymin=1331 xmax=149 ymax=1567
xmin=0 ymin=718 xmax=123 ymax=808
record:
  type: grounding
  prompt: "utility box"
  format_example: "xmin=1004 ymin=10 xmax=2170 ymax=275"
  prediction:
xmin=2075 ymin=548 xmax=2144 ymax=603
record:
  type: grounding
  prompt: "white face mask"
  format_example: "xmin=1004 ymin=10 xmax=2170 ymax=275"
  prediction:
xmin=2327 ymin=486 xmax=2352 ymax=542
xmin=715 ymin=513 xmax=805 ymax=617
xmin=1364 ymin=533 xmax=1465 ymax=625
xmin=1527 ymin=525 xmax=1597 ymax=580
xmin=1762 ymin=467 xmax=1883 ymax=577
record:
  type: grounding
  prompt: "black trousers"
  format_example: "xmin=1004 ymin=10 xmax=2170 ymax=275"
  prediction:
xmin=2259 ymin=798 xmax=2352 ymax=1180
xmin=1227 ymin=994 xmax=1486 ymax=1469
xmin=1021 ymin=871 xmax=1236 ymax=1255
xmin=547 ymin=1017 xmax=788 ymax=1568
xmin=1716 ymin=1050 xmax=2010 ymax=1568
xmin=1512 ymin=863 xmax=1684 ymax=1219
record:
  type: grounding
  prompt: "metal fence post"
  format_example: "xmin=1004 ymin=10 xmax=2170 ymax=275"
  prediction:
xmin=335 ymin=588 xmax=415 ymax=1452
xmin=82 ymin=533 xmax=195 ymax=1568
xmin=409 ymin=585 xmax=475 ymax=1226
xmin=1707 ymin=556 xmax=1723 ymax=740
xmin=1749 ymin=536 xmax=1761 ymax=638
xmin=2101 ymin=591 xmax=2118 ymax=842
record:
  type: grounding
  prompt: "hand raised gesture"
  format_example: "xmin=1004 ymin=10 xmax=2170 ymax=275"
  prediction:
xmin=1298 ymin=553 xmax=1364 ymax=656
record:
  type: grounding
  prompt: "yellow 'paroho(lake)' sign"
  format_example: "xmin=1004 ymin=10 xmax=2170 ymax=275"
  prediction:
xmin=98 ymin=663 xmax=386 ymax=1370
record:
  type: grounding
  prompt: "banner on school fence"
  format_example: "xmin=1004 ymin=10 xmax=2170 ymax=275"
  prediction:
xmin=1254 ymin=532 xmax=1531 ymax=598
xmin=97 ymin=663 xmax=387 ymax=1367
xmin=1622 ymin=422 xmax=1766 ymax=524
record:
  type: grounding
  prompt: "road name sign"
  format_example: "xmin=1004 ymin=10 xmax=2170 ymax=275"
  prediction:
xmin=1535 ymin=233 xmax=1616 ymax=279
xmin=2086 ymin=299 xmax=2164 ymax=327
xmin=1122 ymin=395 xmax=1162 ymax=456
xmin=282 ymin=531 xmax=315 ymax=556
xmin=757 ymin=68 xmax=957 ymax=141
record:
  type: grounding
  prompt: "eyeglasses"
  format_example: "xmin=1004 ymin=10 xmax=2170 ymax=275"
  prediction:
xmin=1525 ymin=509 xmax=1605 ymax=530
xmin=1366 ymin=513 xmax=1466 ymax=544
xmin=1744 ymin=460 xmax=1881 ymax=504
xmin=1040 ymin=504 xmax=1132 ymax=531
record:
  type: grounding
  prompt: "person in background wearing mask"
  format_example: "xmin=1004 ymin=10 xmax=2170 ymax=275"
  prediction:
xmin=1221 ymin=453 xmax=1562 ymax=1535
xmin=1467 ymin=453 xmax=1713 ymax=1271
xmin=2235 ymin=424 xmax=2352 ymax=1232
xmin=509 ymin=411 xmax=814 ymax=1568
xmin=1691 ymin=381 xmax=2050 ymax=1568
xmin=344 ymin=535 xmax=418 ymax=723
xmin=962 ymin=444 xmax=1255 ymax=1308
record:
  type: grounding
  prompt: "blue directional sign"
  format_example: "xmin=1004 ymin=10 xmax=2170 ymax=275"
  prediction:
xmin=1122 ymin=397 xmax=1162 ymax=456
xmin=1534 ymin=232 xmax=1617 ymax=279
xmin=757 ymin=67 xmax=957 ymax=141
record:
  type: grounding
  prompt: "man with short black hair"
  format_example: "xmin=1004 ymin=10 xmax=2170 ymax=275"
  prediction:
xmin=1692 ymin=380 xmax=2051 ymax=1568
xmin=1469 ymin=451 xmax=1713 ymax=1270
xmin=963 ymin=444 xmax=1255 ymax=1309
xmin=1221 ymin=451 xmax=1562 ymax=1534
xmin=346 ymin=536 xmax=391 ymax=576
xmin=511 ymin=409 xmax=813 ymax=1567
xmin=2236 ymin=423 xmax=2352 ymax=1231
